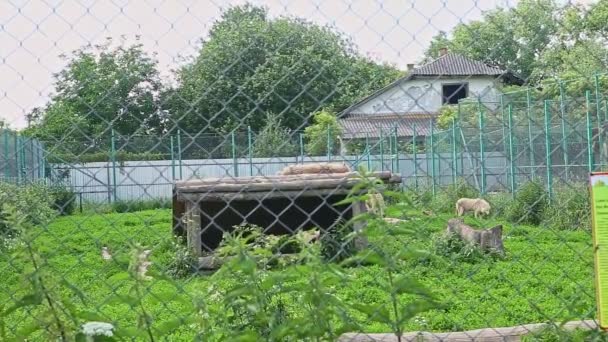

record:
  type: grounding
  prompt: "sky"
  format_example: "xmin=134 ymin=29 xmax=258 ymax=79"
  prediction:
xmin=0 ymin=0 xmax=592 ymax=129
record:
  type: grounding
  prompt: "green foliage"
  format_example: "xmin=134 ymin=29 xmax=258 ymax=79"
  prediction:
xmin=49 ymin=185 xmax=76 ymax=216
xmin=252 ymin=113 xmax=297 ymax=158
xmin=430 ymin=178 xmax=479 ymax=214
xmin=0 ymin=182 xmax=56 ymax=238
xmin=319 ymin=222 xmax=357 ymax=263
xmin=1 ymin=205 xmax=83 ymax=340
xmin=109 ymin=199 xmax=172 ymax=213
xmin=425 ymin=0 xmax=558 ymax=81
xmin=486 ymin=192 xmax=513 ymax=219
xmin=522 ymin=326 xmax=608 ymax=342
xmin=543 ymin=182 xmax=591 ymax=230
xmin=165 ymin=236 xmax=198 ymax=279
xmin=0 ymin=207 xmax=596 ymax=339
xmin=304 ymin=109 xmax=342 ymax=156
xmin=47 ymin=151 xmax=167 ymax=164
xmin=168 ymin=4 xmax=401 ymax=133
xmin=507 ymin=179 xmax=548 ymax=225
xmin=436 ymin=105 xmax=458 ymax=130
xmin=431 ymin=231 xmax=488 ymax=263
xmin=25 ymin=37 xmax=165 ymax=154
xmin=270 ymin=234 xmax=303 ymax=255
xmin=425 ymin=0 xmax=608 ymax=84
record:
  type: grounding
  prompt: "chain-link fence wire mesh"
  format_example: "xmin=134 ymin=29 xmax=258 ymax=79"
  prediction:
xmin=2 ymin=0 xmax=608 ymax=341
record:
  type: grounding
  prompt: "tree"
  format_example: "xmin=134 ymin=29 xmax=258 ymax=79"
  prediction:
xmin=251 ymin=113 xmax=297 ymax=157
xmin=166 ymin=4 xmax=401 ymax=134
xmin=423 ymin=0 xmax=559 ymax=82
xmin=25 ymin=37 xmax=165 ymax=154
xmin=304 ymin=109 xmax=341 ymax=156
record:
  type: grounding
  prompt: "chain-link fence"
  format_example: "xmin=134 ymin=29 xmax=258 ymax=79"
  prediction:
xmin=1 ymin=1 xmax=607 ymax=341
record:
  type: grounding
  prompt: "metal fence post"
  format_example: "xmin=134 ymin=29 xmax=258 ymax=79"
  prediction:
xmin=430 ymin=119 xmax=436 ymax=197
xmin=177 ymin=129 xmax=183 ymax=179
xmin=40 ymin=141 xmax=45 ymax=181
xmin=170 ymin=136 xmax=176 ymax=181
xmin=412 ymin=124 xmax=418 ymax=190
xmin=508 ymin=104 xmax=516 ymax=197
xmin=587 ymin=90 xmax=595 ymax=173
xmin=248 ymin=126 xmax=253 ymax=176
xmin=299 ymin=133 xmax=304 ymax=165
xmin=380 ymin=129 xmax=384 ymax=171
xmin=326 ymin=126 xmax=331 ymax=161
xmin=527 ymin=89 xmax=535 ymax=179
xmin=3 ymin=129 xmax=8 ymax=181
xmin=366 ymin=133 xmax=371 ymax=171
xmin=231 ymin=131 xmax=238 ymax=177
xmin=595 ymin=74 xmax=604 ymax=168
xmin=544 ymin=100 xmax=552 ymax=201
xmin=15 ymin=133 xmax=21 ymax=184
xmin=451 ymin=118 xmax=457 ymax=185
xmin=478 ymin=99 xmax=486 ymax=194
xmin=394 ymin=125 xmax=399 ymax=173
xmin=110 ymin=129 xmax=118 ymax=202
xmin=559 ymin=81 xmax=568 ymax=180
xmin=389 ymin=127 xmax=394 ymax=172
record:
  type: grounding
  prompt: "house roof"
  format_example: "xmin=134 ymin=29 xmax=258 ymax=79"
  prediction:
xmin=338 ymin=114 xmax=435 ymax=139
xmin=339 ymin=52 xmax=523 ymax=118
xmin=411 ymin=53 xmax=506 ymax=76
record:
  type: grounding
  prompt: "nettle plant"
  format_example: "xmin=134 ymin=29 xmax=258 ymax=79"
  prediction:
xmin=337 ymin=168 xmax=443 ymax=341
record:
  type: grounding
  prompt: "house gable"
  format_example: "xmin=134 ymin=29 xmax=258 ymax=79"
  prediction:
xmin=346 ymin=75 xmax=501 ymax=116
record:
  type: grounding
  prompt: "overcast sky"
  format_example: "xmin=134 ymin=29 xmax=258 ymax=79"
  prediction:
xmin=0 ymin=0 xmax=592 ymax=128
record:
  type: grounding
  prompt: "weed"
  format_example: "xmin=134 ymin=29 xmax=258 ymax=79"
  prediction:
xmin=507 ymin=179 xmax=547 ymax=225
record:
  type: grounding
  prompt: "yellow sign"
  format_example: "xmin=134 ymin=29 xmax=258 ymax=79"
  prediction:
xmin=591 ymin=172 xmax=608 ymax=329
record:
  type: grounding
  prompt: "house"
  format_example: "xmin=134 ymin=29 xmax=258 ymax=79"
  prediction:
xmin=338 ymin=48 xmax=522 ymax=143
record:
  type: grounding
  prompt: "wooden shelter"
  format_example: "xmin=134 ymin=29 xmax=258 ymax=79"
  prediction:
xmin=172 ymin=171 xmax=401 ymax=256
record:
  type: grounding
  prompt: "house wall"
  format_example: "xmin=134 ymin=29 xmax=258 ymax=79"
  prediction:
xmin=348 ymin=76 xmax=501 ymax=115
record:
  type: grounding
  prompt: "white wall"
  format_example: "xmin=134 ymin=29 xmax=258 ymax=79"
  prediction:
xmin=349 ymin=76 xmax=501 ymax=115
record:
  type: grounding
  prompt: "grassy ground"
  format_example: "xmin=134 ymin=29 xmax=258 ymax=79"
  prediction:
xmin=0 ymin=208 xmax=597 ymax=339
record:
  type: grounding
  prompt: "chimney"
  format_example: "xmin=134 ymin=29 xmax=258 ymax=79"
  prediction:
xmin=407 ymin=63 xmax=415 ymax=71
xmin=439 ymin=47 xmax=448 ymax=56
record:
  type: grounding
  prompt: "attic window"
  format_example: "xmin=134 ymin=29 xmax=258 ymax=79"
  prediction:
xmin=442 ymin=83 xmax=468 ymax=105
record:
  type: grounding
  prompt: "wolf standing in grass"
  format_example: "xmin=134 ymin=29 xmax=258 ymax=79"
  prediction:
xmin=456 ymin=198 xmax=491 ymax=219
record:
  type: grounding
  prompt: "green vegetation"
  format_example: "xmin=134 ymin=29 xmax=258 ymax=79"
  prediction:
xmin=0 ymin=198 xmax=595 ymax=339
xmin=522 ymin=326 xmax=608 ymax=341
xmin=304 ymin=109 xmax=342 ymax=156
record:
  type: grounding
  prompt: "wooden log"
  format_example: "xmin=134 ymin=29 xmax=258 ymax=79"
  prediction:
xmin=178 ymin=188 xmax=357 ymax=202
xmin=178 ymin=178 xmax=363 ymax=193
xmin=175 ymin=171 xmax=397 ymax=188
xmin=446 ymin=218 xmax=504 ymax=254
xmin=338 ymin=320 xmax=598 ymax=342
xmin=278 ymin=162 xmax=351 ymax=175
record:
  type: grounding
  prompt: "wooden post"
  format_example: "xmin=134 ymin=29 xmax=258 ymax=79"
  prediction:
xmin=351 ymin=200 xmax=369 ymax=250
xmin=185 ymin=201 xmax=202 ymax=257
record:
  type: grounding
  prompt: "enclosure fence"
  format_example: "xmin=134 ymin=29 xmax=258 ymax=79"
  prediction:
xmin=1 ymin=1 xmax=607 ymax=341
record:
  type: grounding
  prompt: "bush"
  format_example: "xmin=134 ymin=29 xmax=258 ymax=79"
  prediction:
xmin=543 ymin=182 xmax=590 ymax=230
xmin=430 ymin=178 xmax=479 ymax=213
xmin=507 ymin=179 xmax=547 ymax=225
xmin=165 ymin=236 xmax=198 ymax=278
xmin=0 ymin=182 xmax=56 ymax=237
xmin=304 ymin=109 xmax=342 ymax=156
xmin=320 ymin=222 xmax=357 ymax=262
xmin=49 ymin=184 xmax=76 ymax=215
xmin=431 ymin=232 xmax=489 ymax=263
xmin=252 ymin=112 xmax=297 ymax=158
xmin=486 ymin=191 xmax=513 ymax=218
